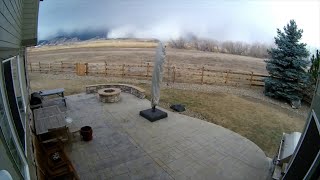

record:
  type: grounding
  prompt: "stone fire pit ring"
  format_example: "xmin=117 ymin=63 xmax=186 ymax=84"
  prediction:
xmin=98 ymin=88 xmax=121 ymax=103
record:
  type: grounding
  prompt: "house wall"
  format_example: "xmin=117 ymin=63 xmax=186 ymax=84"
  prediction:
xmin=22 ymin=50 xmax=37 ymax=180
xmin=0 ymin=0 xmax=39 ymax=179
xmin=0 ymin=0 xmax=39 ymax=60
xmin=0 ymin=0 xmax=22 ymax=50
xmin=22 ymin=0 xmax=39 ymax=46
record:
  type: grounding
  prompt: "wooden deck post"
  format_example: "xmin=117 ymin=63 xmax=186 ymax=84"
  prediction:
xmin=201 ymin=66 xmax=205 ymax=84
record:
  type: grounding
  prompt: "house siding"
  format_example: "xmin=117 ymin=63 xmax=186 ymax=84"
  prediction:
xmin=1 ymin=0 xmax=39 ymax=60
xmin=0 ymin=0 xmax=23 ymax=49
xmin=0 ymin=0 xmax=39 ymax=179
xmin=21 ymin=0 xmax=38 ymax=46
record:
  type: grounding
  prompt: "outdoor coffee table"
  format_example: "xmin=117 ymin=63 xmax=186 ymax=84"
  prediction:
xmin=34 ymin=106 xmax=69 ymax=142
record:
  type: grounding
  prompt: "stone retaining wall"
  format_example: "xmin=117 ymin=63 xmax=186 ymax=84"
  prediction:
xmin=86 ymin=84 xmax=145 ymax=99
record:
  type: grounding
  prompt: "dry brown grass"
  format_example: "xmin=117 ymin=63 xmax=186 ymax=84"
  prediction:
xmin=27 ymin=40 xmax=267 ymax=74
xmin=29 ymin=74 xmax=305 ymax=157
xmin=29 ymin=40 xmax=157 ymax=52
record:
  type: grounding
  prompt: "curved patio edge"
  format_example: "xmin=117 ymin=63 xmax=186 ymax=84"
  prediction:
xmin=65 ymin=92 xmax=271 ymax=179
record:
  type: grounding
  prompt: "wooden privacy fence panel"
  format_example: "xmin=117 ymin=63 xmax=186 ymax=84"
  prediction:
xmin=76 ymin=63 xmax=86 ymax=76
xmin=28 ymin=61 xmax=268 ymax=87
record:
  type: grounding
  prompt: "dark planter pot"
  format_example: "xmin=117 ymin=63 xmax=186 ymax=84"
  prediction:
xmin=80 ymin=126 xmax=93 ymax=141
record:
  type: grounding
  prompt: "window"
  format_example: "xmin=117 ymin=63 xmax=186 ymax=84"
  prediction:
xmin=0 ymin=86 xmax=26 ymax=179
xmin=0 ymin=55 xmax=29 ymax=179
xmin=2 ymin=57 xmax=26 ymax=150
xmin=11 ymin=57 xmax=26 ymax=129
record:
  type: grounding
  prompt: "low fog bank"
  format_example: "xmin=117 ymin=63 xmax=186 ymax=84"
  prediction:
xmin=41 ymin=26 xmax=318 ymax=57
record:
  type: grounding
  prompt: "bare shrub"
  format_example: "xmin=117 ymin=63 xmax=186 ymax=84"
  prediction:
xmin=221 ymin=41 xmax=249 ymax=55
xmin=247 ymin=42 xmax=270 ymax=58
xmin=195 ymin=39 xmax=219 ymax=52
xmin=168 ymin=37 xmax=187 ymax=49
xmin=168 ymin=36 xmax=271 ymax=58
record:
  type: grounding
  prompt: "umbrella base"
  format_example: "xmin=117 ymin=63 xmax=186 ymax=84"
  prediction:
xmin=140 ymin=108 xmax=168 ymax=122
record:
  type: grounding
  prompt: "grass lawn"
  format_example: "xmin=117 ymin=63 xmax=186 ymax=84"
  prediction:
xmin=30 ymin=74 xmax=305 ymax=157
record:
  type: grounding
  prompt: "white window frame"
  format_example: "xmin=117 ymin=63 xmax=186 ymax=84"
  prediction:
xmin=3 ymin=57 xmax=27 ymax=150
xmin=0 ymin=56 xmax=30 ymax=180
xmin=17 ymin=55 xmax=28 ymax=152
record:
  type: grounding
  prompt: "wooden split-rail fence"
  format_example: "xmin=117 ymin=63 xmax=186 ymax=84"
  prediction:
xmin=28 ymin=61 xmax=268 ymax=87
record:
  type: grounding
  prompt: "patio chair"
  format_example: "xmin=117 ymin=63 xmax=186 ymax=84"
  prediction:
xmin=39 ymin=138 xmax=79 ymax=180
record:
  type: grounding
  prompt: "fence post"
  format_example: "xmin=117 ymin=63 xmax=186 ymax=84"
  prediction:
xmin=75 ymin=62 xmax=78 ymax=75
xmin=173 ymin=66 xmax=176 ymax=84
xmin=39 ymin=62 xmax=41 ymax=73
xmin=250 ymin=72 xmax=253 ymax=88
xmin=167 ymin=64 xmax=170 ymax=82
xmin=127 ymin=64 xmax=131 ymax=77
xmin=105 ymin=61 xmax=107 ymax=76
xmin=201 ymin=66 xmax=205 ymax=84
xmin=146 ymin=63 xmax=150 ymax=77
xmin=61 ymin=61 xmax=63 ymax=72
xmin=122 ymin=64 xmax=125 ymax=77
xmin=29 ymin=62 xmax=32 ymax=72
xmin=85 ymin=63 xmax=88 ymax=75
xmin=225 ymin=70 xmax=229 ymax=84
xmin=74 ymin=62 xmax=77 ymax=74
xmin=48 ymin=63 xmax=51 ymax=73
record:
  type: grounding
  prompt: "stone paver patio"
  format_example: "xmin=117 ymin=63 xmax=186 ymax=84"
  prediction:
xmin=60 ymin=92 xmax=270 ymax=180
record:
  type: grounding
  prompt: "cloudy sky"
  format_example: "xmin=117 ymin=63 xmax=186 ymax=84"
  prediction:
xmin=39 ymin=0 xmax=320 ymax=47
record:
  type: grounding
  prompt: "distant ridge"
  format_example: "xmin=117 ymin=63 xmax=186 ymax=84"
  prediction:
xmin=38 ymin=29 xmax=108 ymax=46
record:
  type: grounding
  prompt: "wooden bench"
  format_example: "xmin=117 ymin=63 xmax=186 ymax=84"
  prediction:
xmin=85 ymin=84 xmax=145 ymax=99
xmin=39 ymin=88 xmax=67 ymax=107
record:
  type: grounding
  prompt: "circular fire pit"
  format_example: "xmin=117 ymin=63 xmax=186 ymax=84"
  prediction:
xmin=98 ymin=88 xmax=121 ymax=103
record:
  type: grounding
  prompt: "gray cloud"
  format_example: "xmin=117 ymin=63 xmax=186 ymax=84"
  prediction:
xmin=38 ymin=0 xmax=319 ymax=47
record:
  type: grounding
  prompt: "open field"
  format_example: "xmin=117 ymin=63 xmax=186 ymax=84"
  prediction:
xmin=28 ymin=40 xmax=267 ymax=74
xmin=29 ymin=73 xmax=306 ymax=157
xmin=32 ymin=39 xmax=158 ymax=51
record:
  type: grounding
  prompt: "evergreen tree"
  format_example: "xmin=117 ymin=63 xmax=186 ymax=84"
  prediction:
xmin=309 ymin=50 xmax=320 ymax=83
xmin=264 ymin=20 xmax=309 ymax=107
